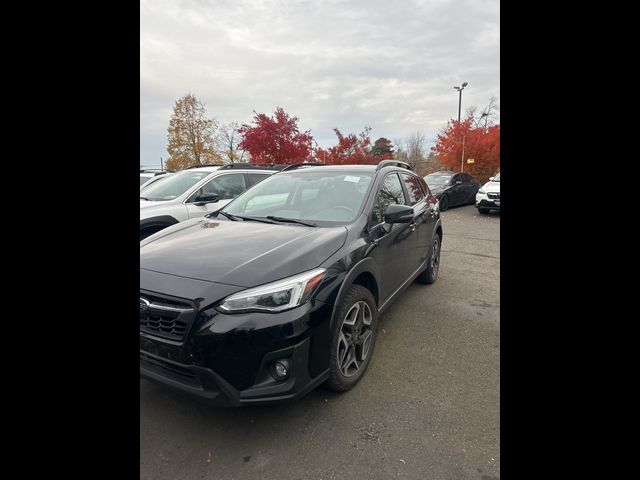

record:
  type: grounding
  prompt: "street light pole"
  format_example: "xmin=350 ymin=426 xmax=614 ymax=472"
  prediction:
xmin=453 ymin=82 xmax=468 ymax=122
xmin=454 ymin=82 xmax=468 ymax=172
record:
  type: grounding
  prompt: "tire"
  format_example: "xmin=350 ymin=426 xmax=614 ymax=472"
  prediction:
xmin=325 ymin=285 xmax=378 ymax=392
xmin=439 ymin=194 xmax=449 ymax=211
xmin=417 ymin=233 xmax=441 ymax=284
xmin=478 ymin=207 xmax=490 ymax=214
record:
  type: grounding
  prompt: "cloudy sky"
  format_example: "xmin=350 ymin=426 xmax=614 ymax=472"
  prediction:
xmin=140 ymin=0 xmax=499 ymax=167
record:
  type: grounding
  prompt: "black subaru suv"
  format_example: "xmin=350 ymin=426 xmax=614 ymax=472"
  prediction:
xmin=140 ymin=161 xmax=443 ymax=406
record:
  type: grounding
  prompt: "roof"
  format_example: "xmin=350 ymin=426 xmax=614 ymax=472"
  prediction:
xmin=278 ymin=165 xmax=377 ymax=174
xmin=425 ymin=171 xmax=456 ymax=176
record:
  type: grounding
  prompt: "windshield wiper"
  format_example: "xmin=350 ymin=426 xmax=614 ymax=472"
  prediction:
xmin=140 ymin=196 xmax=149 ymax=200
xmin=214 ymin=210 xmax=240 ymax=221
xmin=232 ymin=215 xmax=278 ymax=224
xmin=265 ymin=216 xmax=317 ymax=227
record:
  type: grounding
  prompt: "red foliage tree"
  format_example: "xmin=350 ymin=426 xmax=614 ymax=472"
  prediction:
xmin=315 ymin=127 xmax=380 ymax=164
xmin=431 ymin=117 xmax=500 ymax=182
xmin=238 ymin=107 xmax=313 ymax=164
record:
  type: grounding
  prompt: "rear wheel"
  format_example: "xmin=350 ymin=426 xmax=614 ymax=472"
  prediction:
xmin=417 ymin=234 xmax=441 ymax=284
xmin=325 ymin=285 xmax=378 ymax=392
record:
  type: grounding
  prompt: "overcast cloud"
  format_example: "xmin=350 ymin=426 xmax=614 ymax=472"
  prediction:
xmin=140 ymin=0 xmax=499 ymax=167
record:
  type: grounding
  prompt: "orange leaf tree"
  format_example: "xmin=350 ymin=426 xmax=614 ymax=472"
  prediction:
xmin=431 ymin=117 xmax=500 ymax=182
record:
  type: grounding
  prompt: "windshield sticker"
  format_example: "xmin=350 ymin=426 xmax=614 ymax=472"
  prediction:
xmin=344 ymin=176 xmax=360 ymax=183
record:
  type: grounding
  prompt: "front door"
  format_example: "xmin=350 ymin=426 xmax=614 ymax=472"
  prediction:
xmin=367 ymin=173 xmax=420 ymax=303
xmin=185 ymin=173 xmax=247 ymax=219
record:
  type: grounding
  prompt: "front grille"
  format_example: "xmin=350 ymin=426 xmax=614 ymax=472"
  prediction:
xmin=487 ymin=192 xmax=500 ymax=199
xmin=140 ymin=293 xmax=195 ymax=342
xmin=140 ymin=351 xmax=201 ymax=388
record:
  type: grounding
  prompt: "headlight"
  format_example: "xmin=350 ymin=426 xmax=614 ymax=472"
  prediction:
xmin=478 ymin=188 xmax=486 ymax=194
xmin=217 ymin=268 xmax=327 ymax=313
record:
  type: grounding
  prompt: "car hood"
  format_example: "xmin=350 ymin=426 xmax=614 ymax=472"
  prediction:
xmin=481 ymin=181 xmax=500 ymax=193
xmin=140 ymin=218 xmax=348 ymax=287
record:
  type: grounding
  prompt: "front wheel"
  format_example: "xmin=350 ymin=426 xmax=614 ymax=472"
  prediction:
xmin=417 ymin=234 xmax=441 ymax=284
xmin=478 ymin=207 xmax=489 ymax=214
xmin=439 ymin=194 xmax=449 ymax=211
xmin=325 ymin=285 xmax=378 ymax=392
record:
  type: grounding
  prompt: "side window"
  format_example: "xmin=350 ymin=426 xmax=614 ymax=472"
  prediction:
xmin=419 ymin=176 xmax=431 ymax=196
xmin=246 ymin=173 xmax=271 ymax=187
xmin=189 ymin=173 xmax=246 ymax=202
xmin=400 ymin=173 xmax=426 ymax=206
xmin=370 ymin=173 xmax=406 ymax=226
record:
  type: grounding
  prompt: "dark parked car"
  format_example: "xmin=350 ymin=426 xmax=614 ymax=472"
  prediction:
xmin=423 ymin=171 xmax=480 ymax=211
xmin=140 ymin=161 xmax=443 ymax=406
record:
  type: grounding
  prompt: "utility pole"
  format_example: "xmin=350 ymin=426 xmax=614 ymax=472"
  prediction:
xmin=460 ymin=136 xmax=465 ymax=173
xmin=160 ymin=157 xmax=163 ymax=171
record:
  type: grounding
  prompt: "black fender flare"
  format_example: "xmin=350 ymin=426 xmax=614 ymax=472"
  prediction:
xmin=431 ymin=218 xmax=443 ymax=242
xmin=140 ymin=215 xmax=179 ymax=231
xmin=328 ymin=257 xmax=381 ymax=332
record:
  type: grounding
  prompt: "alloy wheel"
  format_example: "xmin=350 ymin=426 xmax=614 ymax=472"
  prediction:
xmin=336 ymin=301 xmax=373 ymax=377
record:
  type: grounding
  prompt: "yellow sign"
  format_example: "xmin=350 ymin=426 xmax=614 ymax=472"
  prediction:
xmin=467 ymin=158 xmax=475 ymax=164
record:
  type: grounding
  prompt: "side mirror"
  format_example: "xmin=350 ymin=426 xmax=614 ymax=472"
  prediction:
xmin=193 ymin=194 xmax=219 ymax=206
xmin=384 ymin=204 xmax=414 ymax=224
xmin=489 ymin=177 xmax=494 ymax=181
xmin=455 ymin=180 xmax=462 ymax=185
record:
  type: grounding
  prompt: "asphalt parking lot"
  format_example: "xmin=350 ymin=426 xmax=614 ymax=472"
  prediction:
xmin=140 ymin=204 xmax=500 ymax=480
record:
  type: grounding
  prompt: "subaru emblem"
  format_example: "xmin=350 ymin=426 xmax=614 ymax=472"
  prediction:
xmin=140 ymin=297 xmax=150 ymax=311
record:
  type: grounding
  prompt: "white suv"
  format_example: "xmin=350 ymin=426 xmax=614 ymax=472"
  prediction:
xmin=140 ymin=164 xmax=277 ymax=240
xmin=475 ymin=171 xmax=500 ymax=214
xmin=140 ymin=169 xmax=171 ymax=190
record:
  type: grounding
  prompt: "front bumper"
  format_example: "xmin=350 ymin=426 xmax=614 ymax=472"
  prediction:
xmin=475 ymin=193 xmax=500 ymax=209
xmin=140 ymin=298 xmax=334 ymax=406
xmin=140 ymin=336 xmax=328 ymax=406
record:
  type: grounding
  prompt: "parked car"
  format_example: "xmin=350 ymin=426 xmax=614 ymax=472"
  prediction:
xmin=475 ymin=171 xmax=500 ymax=213
xmin=140 ymin=161 xmax=443 ymax=406
xmin=139 ymin=163 xmax=278 ymax=240
xmin=140 ymin=169 xmax=171 ymax=189
xmin=423 ymin=171 xmax=480 ymax=211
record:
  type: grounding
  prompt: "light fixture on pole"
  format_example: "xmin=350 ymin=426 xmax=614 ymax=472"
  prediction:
xmin=453 ymin=82 xmax=468 ymax=123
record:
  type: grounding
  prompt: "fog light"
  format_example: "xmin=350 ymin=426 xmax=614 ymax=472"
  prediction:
xmin=271 ymin=359 xmax=290 ymax=381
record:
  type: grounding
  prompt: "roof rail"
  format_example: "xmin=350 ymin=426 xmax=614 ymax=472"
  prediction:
xmin=375 ymin=160 xmax=411 ymax=171
xmin=280 ymin=163 xmax=326 ymax=172
xmin=218 ymin=162 xmax=281 ymax=171
xmin=185 ymin=164 xmax=224 ymax=169
xmin=140 ymin=169 xmax=173 ymax=174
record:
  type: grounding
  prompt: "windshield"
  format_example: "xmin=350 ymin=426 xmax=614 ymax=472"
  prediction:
xmin=141 ymin=171 xmax=210 ymax=201
xmin=222 ymin=170 xmax=373 ymax=225
xmin=493 ymin=172 xmax=500 ymax=182
xmin=425 ymin=174 xmax=452 ymax=186
xmin=140 ymin=175 xmax=152 ymax=186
